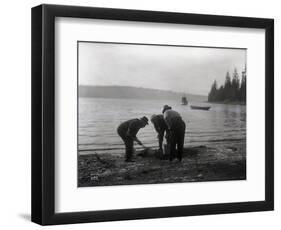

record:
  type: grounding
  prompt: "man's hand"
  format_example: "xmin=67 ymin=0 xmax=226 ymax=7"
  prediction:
xmin=137 ymin=140 xmax=143 ymax=146
xmin=134 ymin=137 xmax=143 ymax=146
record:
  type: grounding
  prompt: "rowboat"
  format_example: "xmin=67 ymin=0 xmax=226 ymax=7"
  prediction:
xmin=190 ymin=105 xmax=211 ymax=111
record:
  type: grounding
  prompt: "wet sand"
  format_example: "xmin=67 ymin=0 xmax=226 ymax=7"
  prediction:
xmin=78 ymin=143 xmax=246 ymax=187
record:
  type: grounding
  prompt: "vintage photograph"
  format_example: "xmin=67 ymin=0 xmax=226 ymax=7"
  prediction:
xmin=77 ymin=41 xmax=246 ymax=187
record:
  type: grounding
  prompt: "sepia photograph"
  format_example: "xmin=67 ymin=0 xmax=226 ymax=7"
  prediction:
xmin=77 ymin=41 xmax=247 ymax=187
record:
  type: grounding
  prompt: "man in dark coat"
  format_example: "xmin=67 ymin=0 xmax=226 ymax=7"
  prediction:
xmin=117 ymin=116 xmax=149 ymax=162
xmin=162 ymin=105 xmax=186 ymax=161
xmin=150 ymin=114 xmax=168 ymax=152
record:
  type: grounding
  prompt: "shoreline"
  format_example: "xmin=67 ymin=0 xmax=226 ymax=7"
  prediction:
xmin=78 ymin=142 xmax=246 ymax=187
xmin=206 ymin=101 xmax=246 ymax=105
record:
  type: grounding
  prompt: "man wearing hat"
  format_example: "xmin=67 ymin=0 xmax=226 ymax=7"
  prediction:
xmin=117 ymin=116 xmax=149 ymax=162
xmin=162 ymin=105 xmax=186 ymax=161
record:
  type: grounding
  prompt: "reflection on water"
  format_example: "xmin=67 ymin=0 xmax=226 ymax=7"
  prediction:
xmin=78 ymin=97 xmax=246 ymax=154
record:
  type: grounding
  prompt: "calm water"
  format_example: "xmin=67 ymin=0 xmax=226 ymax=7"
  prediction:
xmin=78 ymin=97 xmax=246 ymax=155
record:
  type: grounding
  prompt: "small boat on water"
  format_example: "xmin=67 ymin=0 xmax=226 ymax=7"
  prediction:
xmin=181 ymin=96 xmax=188 ymax=105
xmin=190 ymin=105 xmax=211 ymax=111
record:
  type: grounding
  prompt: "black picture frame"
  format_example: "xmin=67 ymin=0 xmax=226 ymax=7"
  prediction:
xmin=31 ymin=4 xmax=274 ymax=225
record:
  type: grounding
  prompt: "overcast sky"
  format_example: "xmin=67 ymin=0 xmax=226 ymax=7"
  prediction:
xmin=78 ymin=42 xmax=246 ymax=96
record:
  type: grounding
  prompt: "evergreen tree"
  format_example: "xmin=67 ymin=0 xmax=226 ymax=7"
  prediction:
xmin=208 ymin=80 xmax=218 ymax=102
xmin=217 ymin=85 xmax=224 ymax=101
xmin=223 ymin=71 xmax=232 ymax=100
xmin=231 ymin=68 xmax=240 ymax=101
xmin=240 ymin=66 xmax=246 ymax=102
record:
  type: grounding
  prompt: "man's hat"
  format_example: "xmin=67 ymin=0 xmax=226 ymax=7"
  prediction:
xmin=150 ymin=114 xmax=157 ymax=122
xmin=162 ymin=105 xmax=172 ymax=114
xmin=140 ymin=116 xmax=149 ymax=125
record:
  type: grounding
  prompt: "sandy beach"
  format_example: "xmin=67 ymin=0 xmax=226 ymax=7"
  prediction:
xmin=78 ymin=142 xmax=246 ymax=187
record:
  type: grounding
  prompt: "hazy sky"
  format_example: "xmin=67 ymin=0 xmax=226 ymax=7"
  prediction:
xmin=78 ymin=42 xmax=246 ymax=96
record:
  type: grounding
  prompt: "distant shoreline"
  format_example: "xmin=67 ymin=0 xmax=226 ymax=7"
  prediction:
xmin=79 ymin=95 xmax=180 ymax=101
xmin=79 ymin=85 xmax=207 ymax=102
xmin=206 ymin=101 xmax=246 ymax=106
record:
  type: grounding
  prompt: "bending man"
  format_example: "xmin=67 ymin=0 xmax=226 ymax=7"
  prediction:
xmin=150 ymin=114 xmax=167 ymax=152
xmin=117 ymin=116 xmax=149 ymax=162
